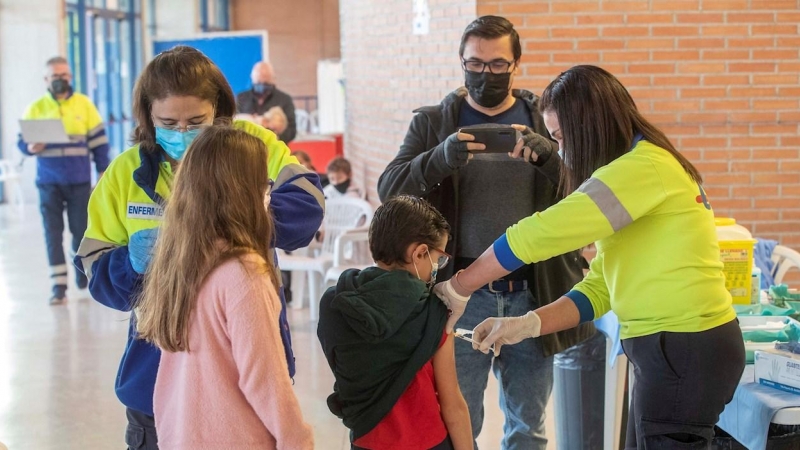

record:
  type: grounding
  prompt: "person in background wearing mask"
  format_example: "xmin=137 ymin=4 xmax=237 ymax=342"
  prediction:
xmin=236 ymin=61 xmax=297 ymax=143
xmin=377 ymin=16 xmax=595 ymax=450
xmin=75 ymin=46 xmax=324 ymax=450
xmin=324 ymin=157 xmax=363 ymax=199
xmin=17 ymin=56 xmax=110 ymax=305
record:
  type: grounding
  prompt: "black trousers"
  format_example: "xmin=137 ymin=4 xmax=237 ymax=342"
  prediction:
xmin=125 ymin=408 xmax=158 ymax=450
xmin=622 ymin=319 xmax=745 ymax=449
xmin=37 ymin=183 xmax=90 ymax=296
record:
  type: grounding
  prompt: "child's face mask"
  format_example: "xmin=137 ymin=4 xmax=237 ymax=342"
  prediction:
xmin=428 ymin=251 xmax=439 ymax=287
xmin=413 ymin=249 xmax=439 ymax=288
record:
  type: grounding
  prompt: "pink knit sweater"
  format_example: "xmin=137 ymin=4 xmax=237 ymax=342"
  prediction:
xmin=154 ymin=254 xmax=313 ymax=450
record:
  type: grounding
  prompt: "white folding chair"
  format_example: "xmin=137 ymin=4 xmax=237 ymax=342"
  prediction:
xmin=279 ymin=197 xmax=373 ymax=320
xmin=309 ymin=110 xmax=319 ymax=134
xmin=295 ymin=109 xmax=310 ymax=135
xmin=323 ymin=228 xmax=372 ymax=289
xmin=772 ymin=245 xmax=800 ymax=285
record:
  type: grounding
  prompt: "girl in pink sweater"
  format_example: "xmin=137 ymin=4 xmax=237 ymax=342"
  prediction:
xmin=136 ymin=125 xmax=314 ymax=450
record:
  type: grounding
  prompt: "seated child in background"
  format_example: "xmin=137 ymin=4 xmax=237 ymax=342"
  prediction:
xmin=323 ymin=156 xmax=363 ymax=199
xmin=292 ymin=150 xmax=328 ymax=187
xmin=136 ymin=126 xmax=314 ymax=450
xmin=317 ymin=195 xmax=472 ymax=450
xmin=291 ymin=150 xmax=316 ymax=172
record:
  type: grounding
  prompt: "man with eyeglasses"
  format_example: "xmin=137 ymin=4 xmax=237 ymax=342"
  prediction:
xmin=378 ymin=16 xmax=595 ymax=450
xmin=17 ymin=56 xmax=110 ymax=305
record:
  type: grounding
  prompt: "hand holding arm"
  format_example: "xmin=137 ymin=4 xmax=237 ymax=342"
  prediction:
xmin=433 ymin=272 xmax=472 ymax=333
xmin=434 ymin=245 xmax=513 ymax=332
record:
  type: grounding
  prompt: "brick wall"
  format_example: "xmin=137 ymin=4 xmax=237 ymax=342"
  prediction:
xmin=232 ymin=0 xmax=341 ymax=100
xmin=339 ymin=0 xmax=477 ymax=196
xmin=341 ymin=0 xmax=800 ymax=270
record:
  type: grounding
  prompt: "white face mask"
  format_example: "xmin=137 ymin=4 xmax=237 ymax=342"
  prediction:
xmin=428 ymin=251 xmax=439 ymax=287
xmin=558 ymin=149 xmax=570 ymax=168
xmin=413 ymin=250 xmax=439 ymax=288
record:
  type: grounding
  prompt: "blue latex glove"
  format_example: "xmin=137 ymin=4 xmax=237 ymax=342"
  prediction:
xmin=128 ymin=227 xmax=159 ymax=274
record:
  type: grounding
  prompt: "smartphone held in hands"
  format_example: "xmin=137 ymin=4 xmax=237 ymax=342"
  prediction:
xmin=459 ymin=125 xmax=520 ymax=154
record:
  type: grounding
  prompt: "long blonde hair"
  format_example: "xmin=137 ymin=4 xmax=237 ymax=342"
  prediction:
xmin=136 ymin=125 xmax=278 ymax=352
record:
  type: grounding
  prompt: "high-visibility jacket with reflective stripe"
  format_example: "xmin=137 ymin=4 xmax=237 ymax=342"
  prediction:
xmin=17 ymin=91 xmax=110 ymax=185
xmin=75 ymin=120 xmax=325 ymax=415
xmin=495 ymin=139 xmax=735 ymax=339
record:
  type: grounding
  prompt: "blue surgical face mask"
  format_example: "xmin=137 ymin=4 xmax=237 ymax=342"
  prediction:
xmin=253 ymin=83 xmax=275 ymax=96
xmin=155 ymin=127 xmax=202 ymax=161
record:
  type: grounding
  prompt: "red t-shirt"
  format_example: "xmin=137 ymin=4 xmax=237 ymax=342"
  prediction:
xmin=352 ymin=333 xmax=449 ymax=450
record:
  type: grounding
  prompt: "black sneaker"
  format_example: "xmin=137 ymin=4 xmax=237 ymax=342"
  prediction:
xmin=49 ymin=295 xmax=67 ymax=306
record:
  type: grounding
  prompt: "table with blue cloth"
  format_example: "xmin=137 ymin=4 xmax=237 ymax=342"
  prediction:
xmin=599 ymin=310 xmax=800 ymax=450
xmin=717 ymin=365 xmax=800 ymax=450
xmin=717 ymin=313 xmax=800 ymax=449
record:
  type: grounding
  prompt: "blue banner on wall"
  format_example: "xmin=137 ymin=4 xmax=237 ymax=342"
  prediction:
xmin=153 ymin=32 xmax=267 ymax=96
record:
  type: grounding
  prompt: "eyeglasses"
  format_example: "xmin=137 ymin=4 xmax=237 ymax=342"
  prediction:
xmin=156 ymin=123 xmax=211 ymax=132
xmin=151 ymin=115 xmax=213 ymax=132
xmin=430 ymin=246 xmax=451 ymax=269
xmin=461 ymin=59 xmax=515 ymax=74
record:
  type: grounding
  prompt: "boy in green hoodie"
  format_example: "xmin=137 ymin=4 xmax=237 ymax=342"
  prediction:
xmin=318 ymin=195 xmax=472 ymax=450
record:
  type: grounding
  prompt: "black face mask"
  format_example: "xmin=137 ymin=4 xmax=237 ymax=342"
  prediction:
xmin=253 ymin=83 xmax=275 ymax=96
xmin=333 ymin=179 xmax=351 ymax=194
xmin=50 ymin=79 xmax=71 ymax=95
xmin=464 ymin=71 xmax=511 ymax=108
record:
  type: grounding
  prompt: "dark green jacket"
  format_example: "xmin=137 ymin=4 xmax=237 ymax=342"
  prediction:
xmin=377 ymin=87 xmax=595 ymax=356
xmin=317 ymin=267 xmax=447 ymax=439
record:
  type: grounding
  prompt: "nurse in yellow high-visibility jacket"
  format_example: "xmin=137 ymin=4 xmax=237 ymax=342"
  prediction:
xmin=74 ymin=46 xmax=324 ymax=450
xmin=434 ymin=65 xmax=745 ymax=449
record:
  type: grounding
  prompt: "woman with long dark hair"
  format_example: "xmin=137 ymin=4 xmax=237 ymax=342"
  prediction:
xmin=435 ymin=65 xmax=745 ymax=449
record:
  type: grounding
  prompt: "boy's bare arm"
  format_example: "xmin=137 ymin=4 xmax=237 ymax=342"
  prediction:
xmin=433 ymin=333 xmax=473 ymax=449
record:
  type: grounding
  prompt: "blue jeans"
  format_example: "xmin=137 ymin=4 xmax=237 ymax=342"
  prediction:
xmin=454 ymin=288 xmax=554 ymax=450
xmin=38 ymin=183 xmax=90 ymax=296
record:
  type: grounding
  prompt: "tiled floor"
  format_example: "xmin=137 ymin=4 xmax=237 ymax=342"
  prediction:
xmin=0 ymin=205 xmax=556 ymax=449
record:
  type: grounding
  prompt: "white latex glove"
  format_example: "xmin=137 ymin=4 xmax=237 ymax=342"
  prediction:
xmin=472 ymin=311 xmax=542 ymax=357
xmin=433 ymin=278 xmax=471 ymax=333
